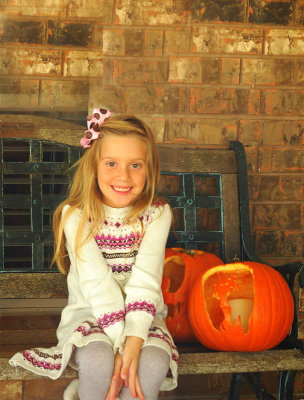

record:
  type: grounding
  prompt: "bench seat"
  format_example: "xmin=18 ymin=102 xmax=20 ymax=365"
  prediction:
xmin=1 ymin=348 xmax=304 ymax=380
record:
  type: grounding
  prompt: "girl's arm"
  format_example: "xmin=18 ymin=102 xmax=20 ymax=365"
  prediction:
xmin=123 ymin=203 xmax=171 ymax=343
xmin=63 ymin=205 xmax=125 ymax=352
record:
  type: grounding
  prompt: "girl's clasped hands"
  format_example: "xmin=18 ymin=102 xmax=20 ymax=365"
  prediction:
xmin=106 ymin=337 xmax=144 ymax=400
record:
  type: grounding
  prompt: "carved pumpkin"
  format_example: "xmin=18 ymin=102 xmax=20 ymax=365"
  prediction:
xmin=162 ymin=248 xmax=223 ymax=343
xmin=188 ymin=261 xmax=294 ymax=351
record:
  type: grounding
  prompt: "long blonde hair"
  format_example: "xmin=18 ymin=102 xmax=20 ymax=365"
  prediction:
xmin=52 ymin=115 xmax=161 ymax=274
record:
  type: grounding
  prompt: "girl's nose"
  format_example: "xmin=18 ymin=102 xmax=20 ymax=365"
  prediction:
xmin=118 ymin=166 xmax=129 ymax=180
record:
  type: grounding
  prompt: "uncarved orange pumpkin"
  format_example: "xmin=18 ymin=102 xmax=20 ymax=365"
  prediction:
xmin=162 ymin=248 xmax=223 ymax=343
xmin=188 ymin=261 xmax=294 ymax=351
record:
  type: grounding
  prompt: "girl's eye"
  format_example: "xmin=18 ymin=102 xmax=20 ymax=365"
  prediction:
xmin=106 ymin=161 xmax=116 ymax=167
xmin=131 ymin=163 xmax=141 ymax=169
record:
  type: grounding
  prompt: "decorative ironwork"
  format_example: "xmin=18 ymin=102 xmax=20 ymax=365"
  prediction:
xmin=0 ymin=138 xmax=83 ymax=272
xmin=158 ymin=172 xmax=224 ymax=259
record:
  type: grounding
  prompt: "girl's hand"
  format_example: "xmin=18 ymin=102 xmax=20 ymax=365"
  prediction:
xmin=106 ymin=352 xmax=124 ymax=400
xmin=121 ymin=336 xmax=144 ymax=400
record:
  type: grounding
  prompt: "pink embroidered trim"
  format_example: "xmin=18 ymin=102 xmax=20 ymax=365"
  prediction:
xmin=152 ymin=199 xmax=166 ymax=207
xmin=98 ymin=310 xmax=125 ymax=329
xmin=77 ymin=325 xmax=104 ymax=337
xmin=126 ymin=301 xmax=156 ymax=317
xmin=109 ymin=263 xmax=133 ymax=273
xmin=95 ymin=232 xmax=141 ymax=250
xmin=23 ymin=350 xmax=62 ymax=370
xmin=32 ymin=348 xmax=62 ymax=360
xmin=148 ymin=332 xmax=179 ymax=362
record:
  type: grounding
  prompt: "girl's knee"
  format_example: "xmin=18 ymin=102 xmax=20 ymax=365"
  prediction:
xmin=120 ymin=347 xmax=170 ymax=400
xmin=139 ymin=346 xmax=170 ymax=374
xmin=75 ymin=341 xmax=114 ymax=373
xmin=138 ymin=346 xmax=170 ymax=393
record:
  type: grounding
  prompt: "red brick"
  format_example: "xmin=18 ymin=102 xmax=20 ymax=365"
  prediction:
xmin=202 ymin=58 xmax=221 ymax=84
xmin=253 ymin=204 xmax=302 ymax=229
xmin=0 ymin=79 xmax=39 ymax=108
xmin=103 ymin=59 xmax=119 ymax=86
xmin=244 ymin=146 xmax=259 ymax=173
xmin=103 ymin=29 xmax=125 ymax=56
xmin=265 ymin=28 xmax=304 ymax=56
xmin=248 ymin=175 xmax=304 ymax=202
xmin=222 ymin=58 xmax=240 ymax=84
xmin=116 ymin=60 xmax=168 ymax=84
xmin=194 ymin=0 xmax=246 ymax=23
xmin=0 ymin=381 xmax=22 ymax=400
xmin=91 ymin=23 xmax=103 ymax=49
xmin=242 ymin=59 xmax=293 ymax=85
xmin=169 ymin=57 xmax=202 ymax=83
xmin=190 ymin=88 xmax=260 ymax=115
xmin=166 ymin=118 xmax=238 ymax=145
xmin=0 ymin=48 xmax=61 ymax=76
xmin=124 ymin=30 xmax=144 ymax=56
xmin=40 ymin=80 xmax=89 ymax=109
xmin=144 ymin=30 xmax=163 ymax=56
xmin=125 ymin=87 xmax=189 ymax=114
xmin=239 ymin=120 xmax=261 ymax=145
xmin=242 ymin=59 xmax=275 ymax=85
xmin=261 ymin=120 xmax=304 ymax=145
xmin=64 ymin=51 xmax=103 ymax=77
xmin=47 ymin=21 xmax=92 ymax=47
xmin=164 ymin=29 xmax=191 ymax=55
xmin=254 ymin=230 xmax=282 ymax=257
xmin=294 ymin=60 xmax=304 ymax=85
xmin=264 ymin=89 xmax=304 ymax=116
xmin=283 ymin=231 xmax=304 ymax=258
xmin=0 ymin=19 xmax=45 ymax=45
xmin=249 ymin=0 xmax=293 ymax=25
xmin=192 ymin=26 xmax=263 ymax=54
xmin=141 ymin=116 xmax=165 ymax=143
xmin=259 ymin=146 xmax=304 ymax=173
xmin=1 ymin=0 xmax=105 ymax=18
xmin=89 ymin=83 xmax=124 ymax=114
xmin=115 ymin=0 xmax=182 ymax=25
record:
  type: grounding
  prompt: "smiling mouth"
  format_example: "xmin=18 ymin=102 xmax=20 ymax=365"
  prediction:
xmin=112 ymin=185 xmax=132 ymax=193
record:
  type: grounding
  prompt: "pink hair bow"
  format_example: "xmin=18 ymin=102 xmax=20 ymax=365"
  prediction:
xmin=80 ymin=108 xmax=112 ymax=148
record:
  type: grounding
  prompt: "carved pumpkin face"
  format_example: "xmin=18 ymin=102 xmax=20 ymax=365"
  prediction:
xmin=162 ymin=248 xmax=223 ymax=343
xmin=188 ymin=261 xmax=294 ymax=351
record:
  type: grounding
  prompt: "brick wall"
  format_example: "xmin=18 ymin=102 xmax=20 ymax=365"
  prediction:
xmin=1 ymin=0 xmax=304 ymax=267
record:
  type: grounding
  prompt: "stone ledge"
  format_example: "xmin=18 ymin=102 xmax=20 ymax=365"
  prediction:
xmin=1 ymin=349 xmax=304 ymax=380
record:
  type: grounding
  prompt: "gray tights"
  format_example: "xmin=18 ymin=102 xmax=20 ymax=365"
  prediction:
xmin=74 ymin=341 xmax=170 ymax=400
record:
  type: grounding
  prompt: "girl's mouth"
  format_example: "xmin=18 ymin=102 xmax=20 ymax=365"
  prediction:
xmin=111 ymin=185 xmax=132 ymax=193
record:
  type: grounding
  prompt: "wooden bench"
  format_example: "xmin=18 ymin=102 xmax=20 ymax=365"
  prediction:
xmin=1 ymin=114 xmax=304 ymax=400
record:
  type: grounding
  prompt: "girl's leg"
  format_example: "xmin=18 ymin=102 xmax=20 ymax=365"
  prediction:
xmin=120 ymin=346 xmax=170 ymax=400
xmin=74 ymin=341 xmax=114 ymax=400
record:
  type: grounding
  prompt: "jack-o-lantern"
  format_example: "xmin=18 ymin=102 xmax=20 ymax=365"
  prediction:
xmin=188 ymin=261 xmax=294 ymax=351
xmin=162 ymin=248 xmax=223 ymax=343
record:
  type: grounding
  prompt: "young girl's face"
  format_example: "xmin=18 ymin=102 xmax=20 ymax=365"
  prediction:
xmin=97 ymin=134 xmax=147 ymax=208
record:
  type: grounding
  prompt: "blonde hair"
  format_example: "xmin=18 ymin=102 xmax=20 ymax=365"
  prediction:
xmin=52 ymin=115 xmax=161 ymax=274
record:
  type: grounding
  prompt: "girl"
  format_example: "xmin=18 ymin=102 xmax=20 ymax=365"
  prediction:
xmin=9 ymin=109 xmax=178 ymax=400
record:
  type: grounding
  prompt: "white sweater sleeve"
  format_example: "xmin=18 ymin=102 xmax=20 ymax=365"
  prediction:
xmin=63 ymin=205 xmax=125 ymax=352
xmin=123 ymin=203 xmax=171 ymax=342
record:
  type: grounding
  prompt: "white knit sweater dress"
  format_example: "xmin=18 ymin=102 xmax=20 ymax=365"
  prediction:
xmin=9 ymin=202 xmax=178 ymax=391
